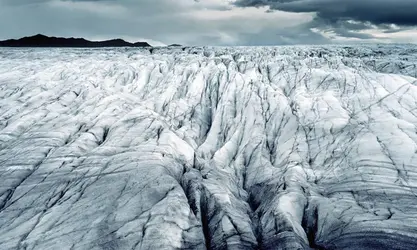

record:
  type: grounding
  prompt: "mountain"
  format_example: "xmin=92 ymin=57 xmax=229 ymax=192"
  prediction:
xmin=0 ymin=34 xmax=151 ymax=47
xmin=1 ymin=45 xmax=417 ymax=249
xmin=168 ymin=44 xmax=183 ymax=47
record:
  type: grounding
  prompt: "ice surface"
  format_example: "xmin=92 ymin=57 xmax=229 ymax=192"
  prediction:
xmin=1 ymin=45 xmax=417 ymax=249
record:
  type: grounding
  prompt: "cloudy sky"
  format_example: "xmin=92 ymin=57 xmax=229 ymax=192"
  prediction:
xmin=0 ymin=0 xmax=416 ymax=46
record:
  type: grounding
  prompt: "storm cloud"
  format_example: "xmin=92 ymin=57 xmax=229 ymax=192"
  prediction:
xmin=234 ymin=0 xmax=417 ymax=26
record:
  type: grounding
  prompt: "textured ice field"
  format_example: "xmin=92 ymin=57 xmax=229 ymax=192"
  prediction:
xmin=1 ymin=45 xmax=417 ymax=249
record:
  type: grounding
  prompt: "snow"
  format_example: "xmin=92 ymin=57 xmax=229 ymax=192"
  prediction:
xmin=1 ymin=45 xmax=417 ymax=249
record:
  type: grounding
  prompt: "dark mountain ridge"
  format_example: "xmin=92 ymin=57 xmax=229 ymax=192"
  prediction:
xmin=0 ymin=34 xmax=151 ymax=47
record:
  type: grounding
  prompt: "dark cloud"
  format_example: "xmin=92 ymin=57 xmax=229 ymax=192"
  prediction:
xmin=307 ymin=18 xmax=377 ymax=39
xmin=234 ymin=0 xmax=417 ymax=26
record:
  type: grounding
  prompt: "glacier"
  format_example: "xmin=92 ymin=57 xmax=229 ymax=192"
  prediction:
xmin=1 ymin=45 xmax=417 ymax=250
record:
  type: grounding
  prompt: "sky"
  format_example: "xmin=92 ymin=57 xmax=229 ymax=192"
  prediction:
xmin=0 ymin=0 xmax=416 ymax=46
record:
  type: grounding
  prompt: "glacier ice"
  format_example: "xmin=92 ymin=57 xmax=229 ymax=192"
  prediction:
xmin=1 ymin=45 xmax=417 ymax=249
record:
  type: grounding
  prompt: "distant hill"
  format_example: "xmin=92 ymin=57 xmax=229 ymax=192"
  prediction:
xmin=0 ymin=34 xmax=151 ymax=47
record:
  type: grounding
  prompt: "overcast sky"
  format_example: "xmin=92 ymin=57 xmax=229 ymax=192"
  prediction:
xmin=0 ymin=0 xmax=416 ymax=46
